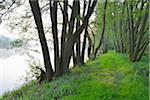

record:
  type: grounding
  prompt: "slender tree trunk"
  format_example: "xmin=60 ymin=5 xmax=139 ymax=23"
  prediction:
xmin=137 ymin=41 xmax=149 ymax=61
xmin=133 ymin=12 xmax=148 ymax=61
xmin=29 ymin=0 xmax=53 ymax=81
xmin=50 ymin=0 xmax=60 ymax=76
xmin=87 ymin=33 xmax=93 ymax=58
xmin=81 ymin=0 xmax=88 ymax=64
xmin=62 ymin=0 xmax=97 ymax=72
xmin=81 ymin=22 xmax=88 ymax=64
xmin=126 ymin=0 xmax=148 ymax=62
xmin=127 ymin=3 xmax=133 ymax=61
xmin=103 ymin=37 xmax=107 ymax=53
xmin=60 ymin=0 xmax=68 ymax=74
xmin=75 ymin=0 xmax=81 ymax=65
xmin=94 ymin=0 xmax=107 ymax=58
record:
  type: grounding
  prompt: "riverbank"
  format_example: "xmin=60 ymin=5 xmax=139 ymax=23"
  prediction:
xmin=1 ymin=51 xmax=149 ymax=100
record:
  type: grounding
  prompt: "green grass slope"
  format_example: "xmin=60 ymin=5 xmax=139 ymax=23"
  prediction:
xmin=2 ymin=51 xmax=149 ymax=100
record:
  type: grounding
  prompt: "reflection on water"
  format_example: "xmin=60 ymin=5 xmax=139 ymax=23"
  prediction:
xmin=0 ymin=44 xmax=88 ymax=96
xmin=0 ymin=49 xmax=28 ymax=96
xmin=0 ymin=47 xmax=89 ymax=96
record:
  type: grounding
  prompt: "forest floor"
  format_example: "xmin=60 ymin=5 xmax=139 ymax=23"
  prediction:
xmin=1 ymin=51 xmax=149 ymax=100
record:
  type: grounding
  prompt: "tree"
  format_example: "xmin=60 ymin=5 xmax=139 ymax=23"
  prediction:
xmin=126 ymin=0 xmax=149 ymax=62
xmin=61 ymin=0 xmax=97 ymax=72
xmin=29 ymin=0 xmax=97 ymax=80
xmin=105 ymin=0 xmax=148 ymax=62
xmin=111 ymin=1 xmax=127 ymax=53
xmin=49 ymin=0 xmax=60 ymax=76
xmin=94 ymin=0 xmax=107 ymax=58
xmin=29 ymin=0 xmax=54 ymax=81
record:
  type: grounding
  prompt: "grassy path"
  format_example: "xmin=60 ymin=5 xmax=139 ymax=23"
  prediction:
xmin=2 ymin=51 xmax=149 ymax=100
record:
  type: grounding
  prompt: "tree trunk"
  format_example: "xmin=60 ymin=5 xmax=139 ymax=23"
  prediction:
xmin=75 ymin=0 xmax=81 ymax=65
xmin=126 ymin=1 xmax=149 ymax=62
xmin=94 ymin=0 xmax=107 ymax=58
xmin=81 ymin=0 xmax=88 ymax=64
xmin=62 ymin=0 xmax=97 ymax=72
xmin=50 ymin=0 xmax=60 ymax=76
xmin=60 ymin=0 xmax=68 ymax=74
xmin=29 ymin=0 xmax=54 ymax=81
xmin=81 ymin=21 xmax=88 ymax=64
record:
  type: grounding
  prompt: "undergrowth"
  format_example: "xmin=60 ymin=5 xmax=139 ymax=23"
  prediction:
xmin=1 ymin=51 xmax=149 ymax=100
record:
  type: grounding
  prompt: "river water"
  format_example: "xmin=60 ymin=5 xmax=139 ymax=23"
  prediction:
xmin=0 ymin=48 xmax=28 ymax=96
xmin=0 ymin=40 xmax=89 ymax=96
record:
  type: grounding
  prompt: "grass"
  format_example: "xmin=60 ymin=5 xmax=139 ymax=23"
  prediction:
xmin=1 ymin=51 xmax=149 ymax=100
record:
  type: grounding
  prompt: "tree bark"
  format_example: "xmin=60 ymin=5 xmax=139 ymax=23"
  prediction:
xmin=49 ymin=0 xmax=60 ymax=76
xmin=75 ymin=0 xmax=81 ymax=65
xmin=29 ymin=0 xmax=53 ymax=81
xmin=126 ymin=0 xmax=149 ymax=62
xmin=60 ymin=0 xmax=68 ymax=74
xmin=94 ymin=0 xmax=107 ymax=58
xmin=62 ymin=0 xmax=97 ymax=72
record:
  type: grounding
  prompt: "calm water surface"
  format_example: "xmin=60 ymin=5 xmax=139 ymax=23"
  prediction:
xmin=0 ymin=49 xmax=28 ymax=96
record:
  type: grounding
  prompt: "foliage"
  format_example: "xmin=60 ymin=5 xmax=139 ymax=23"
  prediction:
xmin=2 ymin=51 xmax=148 ymax=100
xmin=10 ymin=39 xmax=23 ymax=47
xmin=96 ymin=0 xmax=149 ymax=61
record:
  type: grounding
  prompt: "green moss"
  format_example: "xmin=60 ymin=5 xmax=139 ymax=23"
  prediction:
xmin=2 ymin=51 xmax=148 ymax=100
